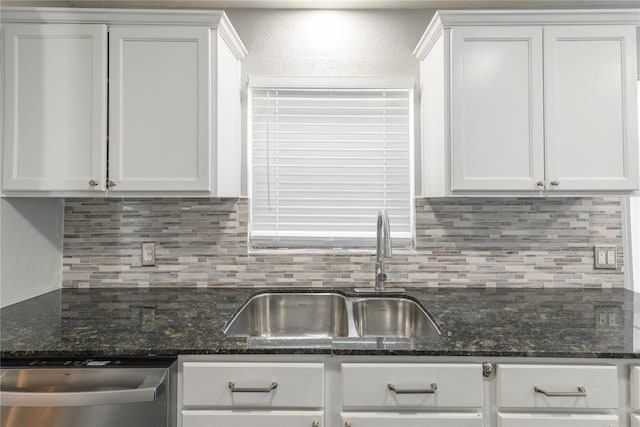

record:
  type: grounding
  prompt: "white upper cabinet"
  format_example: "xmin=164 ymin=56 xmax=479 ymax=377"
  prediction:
xmin=2 ymin=23 xmax=107 ymax=192
xmin=1 ymin=8 xmax=246 ymax=197
xmin=450 ymin=26 xmax=545 ymax=192
xmin=108 ymin=26 xmax=211 ymax=192
xmin=544 ymin=25 xmax=638 ymax=192
xmin=415 ymin=10 xmax=639 ymax=196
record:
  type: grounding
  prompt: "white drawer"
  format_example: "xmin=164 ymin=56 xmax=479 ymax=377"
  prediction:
xmin=341 ymin=412 xmax=483 ymax=426
xmin=497 ymin=413 xmax=618 ymax=427
xmin=632 ymin=414 xmax=640 ymax=427
xmin=342 ymin=363 xmax=483 ymax=408
xmin=182 ymin=362 xmax=324 ymax=408
xmin=496 ymin=364 xmax=617 ymax=409
xmin=182 ymin=410 xmax=323 ymax=427
xmin=631 ymin=366 xmax=640 ymax=410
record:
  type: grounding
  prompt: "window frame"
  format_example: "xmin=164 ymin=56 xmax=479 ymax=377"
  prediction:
xmin=247 ymin=76 xmax=415 ymax=252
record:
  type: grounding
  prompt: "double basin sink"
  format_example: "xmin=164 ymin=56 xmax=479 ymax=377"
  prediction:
xmin=223 ymin=291 xmax=441 ymax=340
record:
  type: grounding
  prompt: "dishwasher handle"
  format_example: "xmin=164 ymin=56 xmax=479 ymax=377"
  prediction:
xmin=0 ymin=368 xmax=167 ymax=407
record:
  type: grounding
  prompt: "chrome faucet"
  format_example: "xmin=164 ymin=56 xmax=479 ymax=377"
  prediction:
xmin=354 ymin=209 xmax=404 ymax=293
xmin=375 ymin=209 xmax=392 ymax=291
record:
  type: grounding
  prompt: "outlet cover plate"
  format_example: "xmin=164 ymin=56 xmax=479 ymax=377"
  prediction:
xmin=594 ymin=245 xmax=616 ymax=270
xmin=142 ymin=242 xmax=156 ymax=266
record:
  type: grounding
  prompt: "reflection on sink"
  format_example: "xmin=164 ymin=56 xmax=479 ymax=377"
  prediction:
xmin=224 ymin=291 xmax=441 ymax=342
xmin=352 ymin=297 xmax=441 ymax=338
xmin=223 ymin=292 xmax=349 ymax=338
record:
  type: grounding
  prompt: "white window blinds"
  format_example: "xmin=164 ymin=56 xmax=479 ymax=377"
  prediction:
xmin=249 ymin=77 xmax=414 ymax=249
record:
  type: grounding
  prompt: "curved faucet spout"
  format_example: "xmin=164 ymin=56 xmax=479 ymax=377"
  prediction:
xmin=375 ymin=209 xmax=392 ymax=291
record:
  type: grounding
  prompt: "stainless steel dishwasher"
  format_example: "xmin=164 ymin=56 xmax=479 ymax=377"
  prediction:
xmin=0 ymin=358 xmax=176 ymax=427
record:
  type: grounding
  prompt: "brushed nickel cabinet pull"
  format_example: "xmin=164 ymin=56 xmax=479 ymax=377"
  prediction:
xmin=534 ymin=385 xmax=586 ymax=397
xmin=89 ymin=180 xmax=99 ymax=187
xmin=388 ymin=382 xmax=437 ymax=394
xmin=536 ymin=181 xmax=545 ymax=188
xmin=228 ymin=381 xmax=277 ymax=393
xmin=107 ymin=180 xmax=116 ymax=189
xmin=311 ymin=421 xmax=319 ymax=427
xmin=550 ymin=181 xmax=560 ymax=187
xmin=344 ymin=422 xmax=352 ymax=427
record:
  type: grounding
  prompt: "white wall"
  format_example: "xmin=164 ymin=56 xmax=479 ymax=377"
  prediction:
xmin=224 ymin=8 xmax=435 ymax=195
xmin=0 ymin=198 xmax=64 ymax=307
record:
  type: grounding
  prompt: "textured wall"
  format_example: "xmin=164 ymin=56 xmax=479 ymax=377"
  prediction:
xmin=2 ymin=198 xmax=64 ymax=306
xmin=62 ymin=197 xmax=624 ymax=288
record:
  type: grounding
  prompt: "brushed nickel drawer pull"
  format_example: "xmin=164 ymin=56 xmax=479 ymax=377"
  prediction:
xmin=534 ymin=385 xmax=586 ymax=397
xmin=388 ymin=382 xmax=437 ymax=394
xmin=228 ymin=381 xmax=277 ymax=393
xmin=89 ymin=180 xmax=99 ymax=187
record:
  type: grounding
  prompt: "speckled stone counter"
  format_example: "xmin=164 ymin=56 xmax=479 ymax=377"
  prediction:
xmin=1 ymin=287 xmax=638 ymax=358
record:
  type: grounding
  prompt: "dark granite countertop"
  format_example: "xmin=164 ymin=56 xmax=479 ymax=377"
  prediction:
xmin=1 ymin=287 xmax=638 ymax=359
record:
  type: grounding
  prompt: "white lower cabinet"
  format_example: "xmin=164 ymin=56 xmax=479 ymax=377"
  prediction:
xmin=341 ymin=363 xmax=483 ymax=426
xmin=182 ymin=411 xmax=323 ymax=427
xmin=180 ymin=362 xmax=324 ymax=427
xmin=497 ymin=413 xmax=618 ymax=427
xmin=496 ymin=364 xmax=618 ymax=427
xmin=179 ymin=357 xmax=632 ymax=427
xmin=341 ymin=412 xmax=483 ymax=426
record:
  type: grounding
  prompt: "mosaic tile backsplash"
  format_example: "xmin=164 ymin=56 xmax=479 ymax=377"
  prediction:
xmin=62 ymin=197 xmax=624 ymax=288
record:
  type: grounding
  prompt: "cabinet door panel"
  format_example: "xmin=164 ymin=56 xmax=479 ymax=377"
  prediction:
xmin=544 ymin=25 xmax=638 ymax=191
xmin=182 ymin=410 xmax=323 ymax=427
xmin=109 ymin=26 xmax=211 ymax=192
xmin=498 ymin=413 xmax=618 ymax=427
xmin=496 ymin=364 xmax=617 ymax=409
xmin=342 ymin=363 xmax=482 ymax=408
xmin=3 ymin=23 xmax=107 ymax=192
xmin=182 ymin=362 xmax=324 ymax=408
xmin=341 ymin=412 xmax=483 ymax=426
xmin=450 ymin=26 xmax=544 ymax=191
xmin=631 ymin=414 xmax=640 ymax=427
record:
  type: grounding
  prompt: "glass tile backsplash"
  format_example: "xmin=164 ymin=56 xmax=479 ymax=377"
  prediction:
xmin=62 ymin=197 xmax=624 ymax=288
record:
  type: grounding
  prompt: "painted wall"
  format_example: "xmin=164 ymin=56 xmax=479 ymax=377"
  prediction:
xmin=0 ymin=198 xmax=64 ymax=307
xmin=224 ymin=8 xmax=435 ymax=195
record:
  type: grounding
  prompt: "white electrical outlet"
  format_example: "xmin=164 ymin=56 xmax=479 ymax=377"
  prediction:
xmin=142 ymin=242 xmax=156 ymax=266
xmin=594 ymin=245 xmax=616 ymax=270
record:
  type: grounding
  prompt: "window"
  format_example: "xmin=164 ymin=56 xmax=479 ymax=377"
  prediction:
xmin=248 ymin=77 xmax=414 ymax=250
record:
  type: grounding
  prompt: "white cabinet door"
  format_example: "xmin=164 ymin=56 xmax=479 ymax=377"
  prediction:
xmin=182 ymin=362 xmax=324 ymax=408
xmin=341 ymin=412 xmax=483 ymax=426
xmin=497 ymin=364 xmax=618 ymax=409
xmin=631 ymin=414 xmax=640 ymax=427
xmin=342 ymin=363 xmax=483 ymax=409
xmin=498 ymin=413 xmax=618 ymax=427
xmin=544 ymin=25 xmax=638 ymax=191
xmin=108 ymin=26 xmax=211 ymax=192
xmin=450 ymin=26 xmax=544 ymax=191
xmin=2 ymin=23 xmax=107 ymax=192
xmin=182 ymin=410 xmax=323 ymax=427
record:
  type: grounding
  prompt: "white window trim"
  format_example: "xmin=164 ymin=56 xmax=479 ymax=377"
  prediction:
xmin=247 ymin=76 xmax=415 ymax=252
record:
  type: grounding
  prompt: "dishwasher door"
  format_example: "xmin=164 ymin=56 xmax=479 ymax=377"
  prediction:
xmin=0 ymin=365 xmax=171 ymax=427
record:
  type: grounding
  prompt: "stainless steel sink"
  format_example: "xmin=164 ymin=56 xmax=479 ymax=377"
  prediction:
xmin=223 ymin=292 xmax=349 ymax=338
xmin=224 ymin=291 xmax=440 ymax=341
xmin=352 ymin=297 xmax=441 ymax=338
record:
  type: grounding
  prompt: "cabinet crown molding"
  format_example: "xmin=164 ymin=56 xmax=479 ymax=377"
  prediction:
xmin=0 ymin=6 xmax=247 ymax=59
xmin=414 ymin=8 xmax=640 ymax=59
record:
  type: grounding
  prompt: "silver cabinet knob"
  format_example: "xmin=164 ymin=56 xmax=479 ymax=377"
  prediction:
xmin=89 ymin=180 xmax=99 ymax=187
xmin=550 ymin=181 xmax=559 ymax=187
xmin=344 ymin=422 xmax=352 ymax=427
xmin=536 ymin=181 xmax=545 ymax=188
xmin=107 ymin=180 xmax=116 ymax=189
xmin=311 ymin=421 xmax=319 ymax=427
